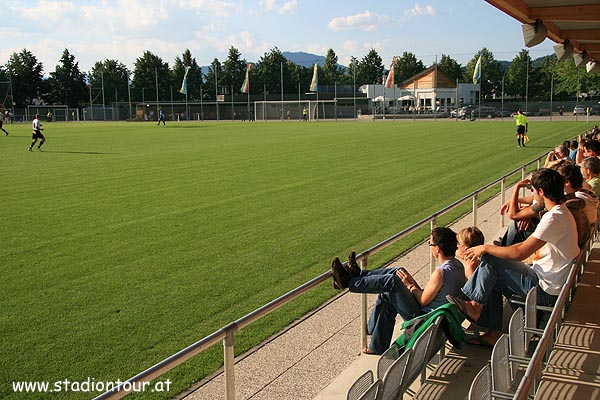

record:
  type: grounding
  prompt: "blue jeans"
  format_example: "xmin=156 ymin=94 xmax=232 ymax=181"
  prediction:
xmin=501 ymin=219 xmax=536 ymax=246
xmin=462 ymin=254 xmax=557 ymax=329
xmin=348 ymin=268 xmax=422 ymax=354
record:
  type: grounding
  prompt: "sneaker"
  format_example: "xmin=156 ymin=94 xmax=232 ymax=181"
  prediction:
xmin=28 ymin=147 xmax=32 ymax=152
xmin=37 ymin=147 xmax=42 ymax=151
xmin=331 ymin=257 xmax=350 ymax=290
xmin=347 ymin=251 xmax=361 ymax=277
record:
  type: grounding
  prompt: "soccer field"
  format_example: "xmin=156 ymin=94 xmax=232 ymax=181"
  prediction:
xmin=0 ymin=119 xmax=589 ymax=398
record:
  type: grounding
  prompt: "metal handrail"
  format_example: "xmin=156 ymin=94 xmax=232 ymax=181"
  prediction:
xmin=513 ymin=250 xmax=584 ymax=399
xmin=96 ymin=154 xmax=547 ymax=400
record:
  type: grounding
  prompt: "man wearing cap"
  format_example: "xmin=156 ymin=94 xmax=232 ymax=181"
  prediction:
xmin=512 ymin=109 xmax=529 ymax=147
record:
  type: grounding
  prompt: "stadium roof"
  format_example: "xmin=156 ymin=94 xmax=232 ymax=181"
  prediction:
xmin=485 ymin=0 xmax=600 ymax=61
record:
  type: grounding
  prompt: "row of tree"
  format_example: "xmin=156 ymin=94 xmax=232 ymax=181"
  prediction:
xmin=1 ymin=46 xmax=599 ymax=109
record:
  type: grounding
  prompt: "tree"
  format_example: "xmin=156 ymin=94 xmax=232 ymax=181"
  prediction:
xmin=46 ymin=49 xmax=88 ymax=107
xmin=221 ymin=47 xmax=247 ymax=95
xmin=343 ymin=56 xmax=359 ymax=86
xmin=395 ymin=52 xmax=425 ymax=83
xmin=505 ymin=50 xmax=532 ymax=100
xmin=288 ymin=62 xmax=312 ymax=94
xmin=322 ymin=48 xmax=342 ymax=85
xmin=131 ymin=51 xmax=171 ymax=104
xmin=357 ymin=49 xmax=383 ymax=85
xmin=465 ymin=48 xmax=504 ymax=100
xmin=533 ymin=55 xmax=557 ymax=101
xmin=204 ymin=58 xmax=223 ymax=100
xmin=256 ymin=47 xmax=292 ymax=95
xmin=173 ymin=49 xmax=203 ymax=101
xmin=5 ymin=48 xmax=44 ymax=107
xmin=436 ymin=54 xmax=462 ymax=83
xmin=89 ymin=59 xmax=130 ymax=105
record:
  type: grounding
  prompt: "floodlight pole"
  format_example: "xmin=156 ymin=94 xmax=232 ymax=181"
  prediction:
xmin=88 ymin=82 xmax=93 ymax=122
xmin=101 ymin=70 xmax=106 ymax=121
xmin=215 ymin=67 xmax=219 ymax=121
xmin=550 ymin=73 xmax=553 ymax=122
xmin=280 ymin=61 xmax=284 ymax=121
xmin=434 ymin=55 xmax=437 ymax=122
xmin=477 ymin=54 xmax=482 ymax=121
xmin=525 ymin=57 xmax=529 ymax=114
xmin=170 ymin=86 xmax=174 ymax=122
xmin=501 ymin=76 xmax=505 ymax=122
xmin=156 ymin=68 xmax=160 ymax=113
xmin=127 ymin=71 xmax=132 ymax=121
xmin=334 ymin=82 xmax=337 ymax=122
xmin=353 ymin=58 xmax=356 ymax=121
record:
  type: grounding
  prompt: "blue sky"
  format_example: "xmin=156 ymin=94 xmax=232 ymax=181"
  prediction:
xmin=1 ymin=0 xmax=556 ymax=76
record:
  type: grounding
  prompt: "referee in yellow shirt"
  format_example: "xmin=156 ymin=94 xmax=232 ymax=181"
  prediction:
xmin=512 ymin=109 xmax=529 ymax=147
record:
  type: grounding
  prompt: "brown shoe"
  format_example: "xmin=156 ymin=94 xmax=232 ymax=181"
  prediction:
xmin=347 ymin=251 xmax=361 ymax=277
xmin=331 ymin=257 xmax=350 ymax=289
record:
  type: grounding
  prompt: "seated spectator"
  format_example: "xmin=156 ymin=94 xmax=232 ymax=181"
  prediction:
xmin=457 ymin=227 xmax=485 ymax=279
xmin=576 ymin=138 xmax=600 ymax=166
xmin=447 ymin=168 xmax=579 ymax=347
xmin=569 ymin=140 xmax=578 ymax=163
xmin=498 ymin=179 xmax=544 ymax=247
xmin=456 ymin=226 xmax=503 ymax=347
xmin=557 ymin=162 xmax=598 ymax=227
xmin=581 ymin=156 xmax=600 ymax=198
xmin=545 ymin=144 xmax=571 ymax=168
xmin=331 ymin=227 xmax=465 ymax=355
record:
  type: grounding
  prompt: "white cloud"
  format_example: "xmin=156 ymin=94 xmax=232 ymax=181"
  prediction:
xmin=277 ymin=0 xmax=297 ymax=14
xmin=260 ymin=0 xmax=277 ymax=11
xmin=177 ymin=0 xmax=238 ymax=18
xmin=405 ymin=4 xmax=436 ymax=17
xmin=327 ymin=11 xmax=390 ymax=32
xmin=259 ymin=0 xmax=296 ymax=14
xmin=80 ymin=0 xmax=168 ymax=32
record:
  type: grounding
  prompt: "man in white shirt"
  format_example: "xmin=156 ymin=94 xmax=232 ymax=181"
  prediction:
xmin=447 ymin=168 xmax=579 ymax=346
xmin=0 ymin=110 xmax=8 ymax=135
xmin=29 ymin=114 xmax=46 ymax=151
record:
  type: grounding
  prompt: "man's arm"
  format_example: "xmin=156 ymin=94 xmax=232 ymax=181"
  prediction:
xmin=465 ymin=234 xmax=545 ymax=262
xmin=506 ymin=180 xmax=537 ymax=220
xmin=410 ymin=268 xmax=443 ymax=306
xmin=576 ymin=135 xmax=585 ymax=166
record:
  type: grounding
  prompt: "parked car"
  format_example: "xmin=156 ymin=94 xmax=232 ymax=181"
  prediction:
xmin=460 ymin=105 xmax=497 ymax=119
xmin=573 ymin=105 xmax=587 ymax=115
xmin=589 ymin=104 xmax=600 ymax=115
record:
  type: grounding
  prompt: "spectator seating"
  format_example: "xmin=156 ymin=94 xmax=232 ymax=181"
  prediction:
xmin=468 ymin=363 xmax=492 ymax=400
xmin=345 ymin=318 xmax=445 ymax=400
xmin=347 ymin=370 xmax=375 ymax=400
xmin=376 ymin=345 xmax=399 ymax=380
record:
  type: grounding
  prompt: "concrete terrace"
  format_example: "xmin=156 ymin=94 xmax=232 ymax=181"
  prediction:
xmin=180 ymin=187 xmax=510 ymax=400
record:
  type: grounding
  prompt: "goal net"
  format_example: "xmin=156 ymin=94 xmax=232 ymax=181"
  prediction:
xmin=26 ymin=105 xmax=80 ymax=122
xmin=254 ymin=100 xmax=337 ymax=121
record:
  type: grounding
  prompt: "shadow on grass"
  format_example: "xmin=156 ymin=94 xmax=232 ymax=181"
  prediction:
xmin=40 ymin=150 xmax=118 ymax=155
xmin=162 ymin=125 xmax=212 ymax=129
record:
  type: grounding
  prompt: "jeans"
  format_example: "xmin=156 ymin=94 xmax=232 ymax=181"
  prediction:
xmin=348 ymin=268 xmax=422 ymax=354
xmin=501 ymin=219 xmax=537 ymax=246
xmin=462 ymin=254 xmax=558 ymax=329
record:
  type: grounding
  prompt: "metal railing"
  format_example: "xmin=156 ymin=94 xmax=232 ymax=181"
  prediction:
xmin=96 ymin=154 xmax=546 ymax=400
xmin=513 ymin=246 xmax=587 ymax=399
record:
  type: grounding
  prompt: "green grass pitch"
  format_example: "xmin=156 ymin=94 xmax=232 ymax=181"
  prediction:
xmin=0 ymin=119 xmax=590 ymax=398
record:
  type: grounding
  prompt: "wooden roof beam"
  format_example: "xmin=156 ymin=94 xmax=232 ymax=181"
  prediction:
xmin=531 ymin=5 xmax=600 ymax=22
